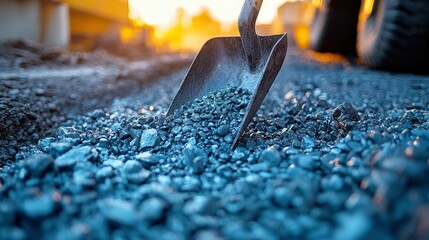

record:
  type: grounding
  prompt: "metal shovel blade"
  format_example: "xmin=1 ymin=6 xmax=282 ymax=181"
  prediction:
xmin=166 ymin=0 xmax=287 ymax=148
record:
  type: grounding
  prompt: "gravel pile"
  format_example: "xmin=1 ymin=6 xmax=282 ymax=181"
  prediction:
xmin=2 ymin=47 xmax=429 ymax=239
xmin=0 ymin=41 xmax=191 ymax=166
xmin=1 ymin=76 xmax=429 ymax=239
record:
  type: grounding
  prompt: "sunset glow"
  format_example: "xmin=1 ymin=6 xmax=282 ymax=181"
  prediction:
xmin=127 ymin=0 xmax=291 ymax=51
xmin=129 ymin=0 xmax=287 ymax=29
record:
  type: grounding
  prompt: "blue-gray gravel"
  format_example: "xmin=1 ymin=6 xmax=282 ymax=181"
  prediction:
xmin=1 ymin=49 xmax=429 ymax=239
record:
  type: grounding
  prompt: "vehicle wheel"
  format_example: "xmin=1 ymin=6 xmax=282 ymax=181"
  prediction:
xmin=310 ymin=0 xmax=361 ymax=55
xmin=357 ymin=0 xmax=429 ymax=72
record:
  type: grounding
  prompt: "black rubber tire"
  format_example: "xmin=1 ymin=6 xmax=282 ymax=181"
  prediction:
xmin=357 ymin=0 xmax=429 ymax=72
xmin=310 ymin=0 xmax=361 ymax=55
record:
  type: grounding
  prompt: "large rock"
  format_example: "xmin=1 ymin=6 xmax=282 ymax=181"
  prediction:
xmin=24 ymin=153 xmax=54 ymax=177
xmin=140 ymin=198 xmax=167 ymax=223
xmin=259 ymin=146 xmax=281 ymax=166
xmin=55 ymin=146 xmax=92 ymax=169
xmin=332 ymin=101 xmax=361 ymax=122
xmin=140 ymin=128 xmax=159 ymax=150
xmin=296 ymin=155 xmax=316 ymax=170
xmin=136 ymin=152 xmax=159 ymax=167
xmin=182 ymin=142 xmax=208 ymax=174
xmin=21 ymin=195 xmax=55 ymax=218
xmin=99 ymin=199 xmax=137 ymax=226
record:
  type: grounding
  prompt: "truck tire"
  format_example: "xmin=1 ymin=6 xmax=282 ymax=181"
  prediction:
xmin=357 ymin=0 xmax=429 ymax=72
xmin=310 ymin=0 xmax=361 ymax=55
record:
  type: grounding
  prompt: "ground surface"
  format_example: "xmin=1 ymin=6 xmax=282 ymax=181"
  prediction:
xmin=1 ymin=43 xmax=429 ymax=239
xmin=0 ymin=40 xmax=191 ymax=165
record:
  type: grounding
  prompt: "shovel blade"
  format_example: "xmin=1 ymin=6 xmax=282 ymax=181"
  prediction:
xmin=167 ymin=33 xmax=287 ymax=147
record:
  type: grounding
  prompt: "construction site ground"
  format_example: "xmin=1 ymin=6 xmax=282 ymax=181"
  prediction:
xmin=1 ymin=40 xmax=429 ymax=239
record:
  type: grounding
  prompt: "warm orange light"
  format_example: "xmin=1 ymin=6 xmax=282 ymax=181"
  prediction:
xmin=294 ymin=25 xmax=310 ymax=49
xmin=362 ymin=0 xmax=375 ymax=16
xmin=120 ymin=27 xmax=135 ymax=44
xmin=128 ymin=0 xmax=289 ymax=51
xmin=305 ymin=51 xmax=346 ymax=64
xmin=129 ymin=0 xmax=287 ymax=27
xmin=311 ymin=0 xmax=324 ymax=8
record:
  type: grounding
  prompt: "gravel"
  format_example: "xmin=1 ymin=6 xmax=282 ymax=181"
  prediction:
xmin=99 ymin=198 xmax=138 ymax=226
xmin=54 ymin=146 xmax=93 ymax=169
xmin=1 ymin=48 xmax=428 ymax=239
xmin=23 ymin=153 xmax=54 ymax=177
xmin=0 ymin=40 xmax=192 ymax=166
xmin=140 ymin=128 xmax=159 ymax=150
xmin=259 ymin=146 xmax=281 ymax=166
xmin=21 ymin=194 xmax=55 ymax=219
xmin=333 ymin=101 xmax=361 ymax=122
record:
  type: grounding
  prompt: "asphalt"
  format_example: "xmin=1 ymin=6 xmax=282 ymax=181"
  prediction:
xmin=1 ymin=46 xmax=429 ymax=239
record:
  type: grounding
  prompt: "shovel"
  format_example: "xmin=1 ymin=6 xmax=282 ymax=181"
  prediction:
xmin=166 ymin=0 xmax=287 ymax=148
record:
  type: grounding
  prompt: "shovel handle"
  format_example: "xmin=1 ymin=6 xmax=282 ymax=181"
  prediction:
xmin=239 ymin=0 xmax=263 ymax=71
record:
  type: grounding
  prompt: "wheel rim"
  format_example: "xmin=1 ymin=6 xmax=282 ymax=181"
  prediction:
xmin=362 ymin=0 xmax=381 ymax=35
xmin=357 ymin=0 xmax=386 ymax=66
xmin=310 ymin=0 xmax=326 ymax=48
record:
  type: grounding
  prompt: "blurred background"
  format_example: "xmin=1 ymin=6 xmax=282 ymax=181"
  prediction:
xmin=0 ymin=0 xmax=314 ymax=58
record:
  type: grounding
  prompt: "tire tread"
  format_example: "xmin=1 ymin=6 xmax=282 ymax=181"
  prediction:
xmin=359 ymin=0 xmax=429 ymax=72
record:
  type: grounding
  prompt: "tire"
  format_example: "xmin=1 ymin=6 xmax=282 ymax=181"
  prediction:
xmin=310 ymin=0 xmax=361 ymax=55
xmin=357 ymin=0 xmax=429 ymax=72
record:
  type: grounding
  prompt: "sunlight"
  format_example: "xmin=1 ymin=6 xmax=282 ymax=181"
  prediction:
xmin=128 ymin=0 xmax=290 ymax=52
xmin=362 ymin=0 xmax=375 ymax=16
xmin=129 ymin=0 xmax=287 ymax=28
